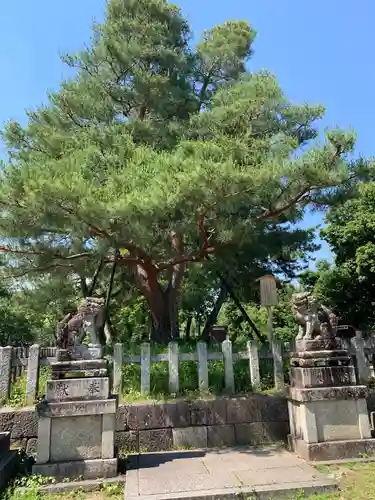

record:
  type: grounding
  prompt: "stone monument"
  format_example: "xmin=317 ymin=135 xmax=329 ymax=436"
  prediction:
xmin=287 ymin=292 xmax=375 ymax=461
xmin=33 ymin=297 xmax=118 ymax=480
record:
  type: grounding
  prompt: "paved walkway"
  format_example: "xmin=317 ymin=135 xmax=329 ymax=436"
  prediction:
xmin=124 ymin=445 xmax=336 ymax=500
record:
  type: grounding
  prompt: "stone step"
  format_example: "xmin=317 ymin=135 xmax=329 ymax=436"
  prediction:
xmin=125 ymin=447 xmax=337 ymax=500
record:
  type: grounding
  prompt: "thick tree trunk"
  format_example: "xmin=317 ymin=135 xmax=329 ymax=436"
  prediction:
xmin=133 ymin=261 xmax=184 ymax=345
xmin=148 ymin=287 xmax=181 ymax=344
xmin=130 ymin=230 xmax=185 ymax=344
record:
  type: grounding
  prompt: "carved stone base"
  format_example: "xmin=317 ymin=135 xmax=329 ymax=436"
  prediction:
xmin=51 ymin=359 xmax=108 ymax=380
xmin=295 ymin=339 xmax=341 ymax=352
xmin=288 ymin=436 xmax=375 ymax=461
xmin=33 ymin=458 xmax=118 ymax=480
xmin=290 ymin=366 xmax=356 ymax=389
xmin=287 ymin=385 xmax=372 ymax=461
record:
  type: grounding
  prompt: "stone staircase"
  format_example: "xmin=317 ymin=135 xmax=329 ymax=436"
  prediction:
xmin=0 ymin=432 xmax=18 ymax=492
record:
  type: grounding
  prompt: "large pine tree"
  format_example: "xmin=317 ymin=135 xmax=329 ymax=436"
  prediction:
xmin=0 ymin=0 xmax=361 ymax=343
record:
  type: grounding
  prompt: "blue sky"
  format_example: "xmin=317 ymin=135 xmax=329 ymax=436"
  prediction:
xmin=1 ymin=0 xmax=374 ymax=266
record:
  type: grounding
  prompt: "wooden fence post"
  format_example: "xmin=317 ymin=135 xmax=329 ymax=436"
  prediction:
xmin=168 ymin=342 xmax=179 ymax=394
xmin=272 ymin=341 xmax=284 ymax=391
xmin=197 ymin=342 xmax=209 ymax=391
xmin=141 ymin=343 xmax=151 ymax=394
xmin=26 ymin=344 xmax=40 ymax=406
xmin=352 ymin=331 xmax=369 ymax=385
xmin=0 ymin=346 xmax=12 ymax=401
xmin=113 ymin=343 xmax=123 ymax=395
xmin=247 ymin=341 xmax=261 ymax=391
xmin=222 ymin=339 xmax=234 ymax=393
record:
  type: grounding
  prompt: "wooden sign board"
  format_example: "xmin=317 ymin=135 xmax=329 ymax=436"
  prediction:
xmin=211 ymin=325 xmax=228 ymax=343
xmin=260 ymin=274 xmax=278 ymax=307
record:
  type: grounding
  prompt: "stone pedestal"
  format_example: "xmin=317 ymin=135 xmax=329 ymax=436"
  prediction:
xmin=32 ymin=348 xmax=118 ymax=480
xmin=288 ymin=338 xmax=375 ymax=461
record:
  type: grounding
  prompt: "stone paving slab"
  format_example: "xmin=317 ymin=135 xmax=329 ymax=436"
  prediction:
xmin=124 ymin=446 xmax=337 ymax=500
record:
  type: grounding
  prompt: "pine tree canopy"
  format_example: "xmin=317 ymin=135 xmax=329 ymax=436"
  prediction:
xmin=0 ymin=0 xmax=365 ymax=342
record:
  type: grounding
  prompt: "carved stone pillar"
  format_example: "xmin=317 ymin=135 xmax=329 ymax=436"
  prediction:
xmin=288 ymin=337 xmax=375 ymax=461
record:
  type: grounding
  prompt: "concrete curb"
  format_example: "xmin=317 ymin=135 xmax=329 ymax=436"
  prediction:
xmin=125 ymin=479 xmax=337 ymax=500
xmin=311 ymin=457 xmax=375 ymax=466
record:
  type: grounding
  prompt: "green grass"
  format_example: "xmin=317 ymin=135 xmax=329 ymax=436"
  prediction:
xmin=118 ymin=341 xmax=280 ymax=403
xmin=301 ymin=461 xmax=375 ymax=499
xmin=3 ymin=474 xmax=124 ymax=500
xmin=2 ymin=367 xmax=51 ymax=408
xmin=1 ymin=342 xmax=285 ymax=408
xmin=119 ymin=357 xmax=278 ymax=403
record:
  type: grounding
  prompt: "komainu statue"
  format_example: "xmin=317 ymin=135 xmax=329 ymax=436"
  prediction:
xmin=291 ymin=292 xmax=338 ymax=341
xmin=56 ymin=296 xmax=106 ymax=350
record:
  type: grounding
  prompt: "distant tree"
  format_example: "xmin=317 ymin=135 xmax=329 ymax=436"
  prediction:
xmin=301 ymin=181 xmax=375 ymax=330
xmin=0 ymin=285 xmax=33 ymax=346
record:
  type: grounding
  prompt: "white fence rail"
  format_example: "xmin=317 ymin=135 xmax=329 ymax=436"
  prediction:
xmin=111 ymin=340 xmax=285 ymax=395
xmin=0 ymin=332 xmax=372 ymax=406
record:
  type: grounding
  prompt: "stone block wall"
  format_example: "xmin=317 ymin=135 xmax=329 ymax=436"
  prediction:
xmin=0 ymin=395 xmax=289 ymax=456
xmin=115 ymin=394 xmax=289 ymax=455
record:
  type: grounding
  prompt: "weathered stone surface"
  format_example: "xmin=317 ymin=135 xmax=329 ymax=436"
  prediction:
xmin=50 ymin=415 xmax=102 ymax=461
xmin=127 ymin=404 xmax=165 ymax=430
xmin=295 ymin=339 xmax=341 ymax=352
xmin=125 ymin=447 xmax=337 ymax=500
xmin=46 ymin=377 xmax=109 ymax=402
xmin=36 ymin=417 xmax=51 ymax=464
xmin=290 ymin=366 xmax=356 ymax=389
xmin=226 ymin=396 xmax=260 ymax=424
xmin=293 ymin=349 xmax=348 ymax=359
xmin=312 ymin=399 xmax=367 ymax=441
xmin=52 ymin=368 xmax=108 ymax=380
xmin=207 ymin=425 xmax=235 ymax=447
xmin=263 ymin=422 xmax=289 ymax=442
xmin=172 ymin=427 xmax=207 ymax=449
xmin=116 ymin=405 xmax=130 ymax=431
xmin=290 ymin=349 xmax=352 ymax=368
xmin=102 ymin=414 xmax=115 ymax=459
xmin=190 ymin=399 xmax=226 ymax=426
xmin=26 ymin=344 xmax=40 ymax=406
xmin=234 ymin=422 xmax=264 ymax=445
xmin=115 ymin=431 xmax=138 ymax=456
xmin=139 ymin=429 xmax=173 ymax=452
xmin=26 ymin=437 xmax=37 ymax=456
xmin=0 ymin=411 xmax=14 ymax=434
xmin=57 ymin=345 xmax=103 ymax=361
xmin=11 ymin=409 xmax=37 ymax=439
xmin=288 ymin=385 xmax=368 ymax=402
xmin=52 ymin=359 xmax=107 ymax=371
xmin=0 ymin=347 xmax=12 ymax=400
xmin=257 ymin=395 xmax=288 ymax=422
xmin=162 ymin=402 xmax=190 ymax=427
xmin=290 ymin=436 xmax=375 ymax=461
xmin=124 ymin=401 xmax=191 ymax=431
xmin=51 ymin=359 xmax=108 ymax=379
xmin=32 ymin=458 xmax=117 ymax=480
xmin=37 ymin=398 xmax=117 ymax=418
